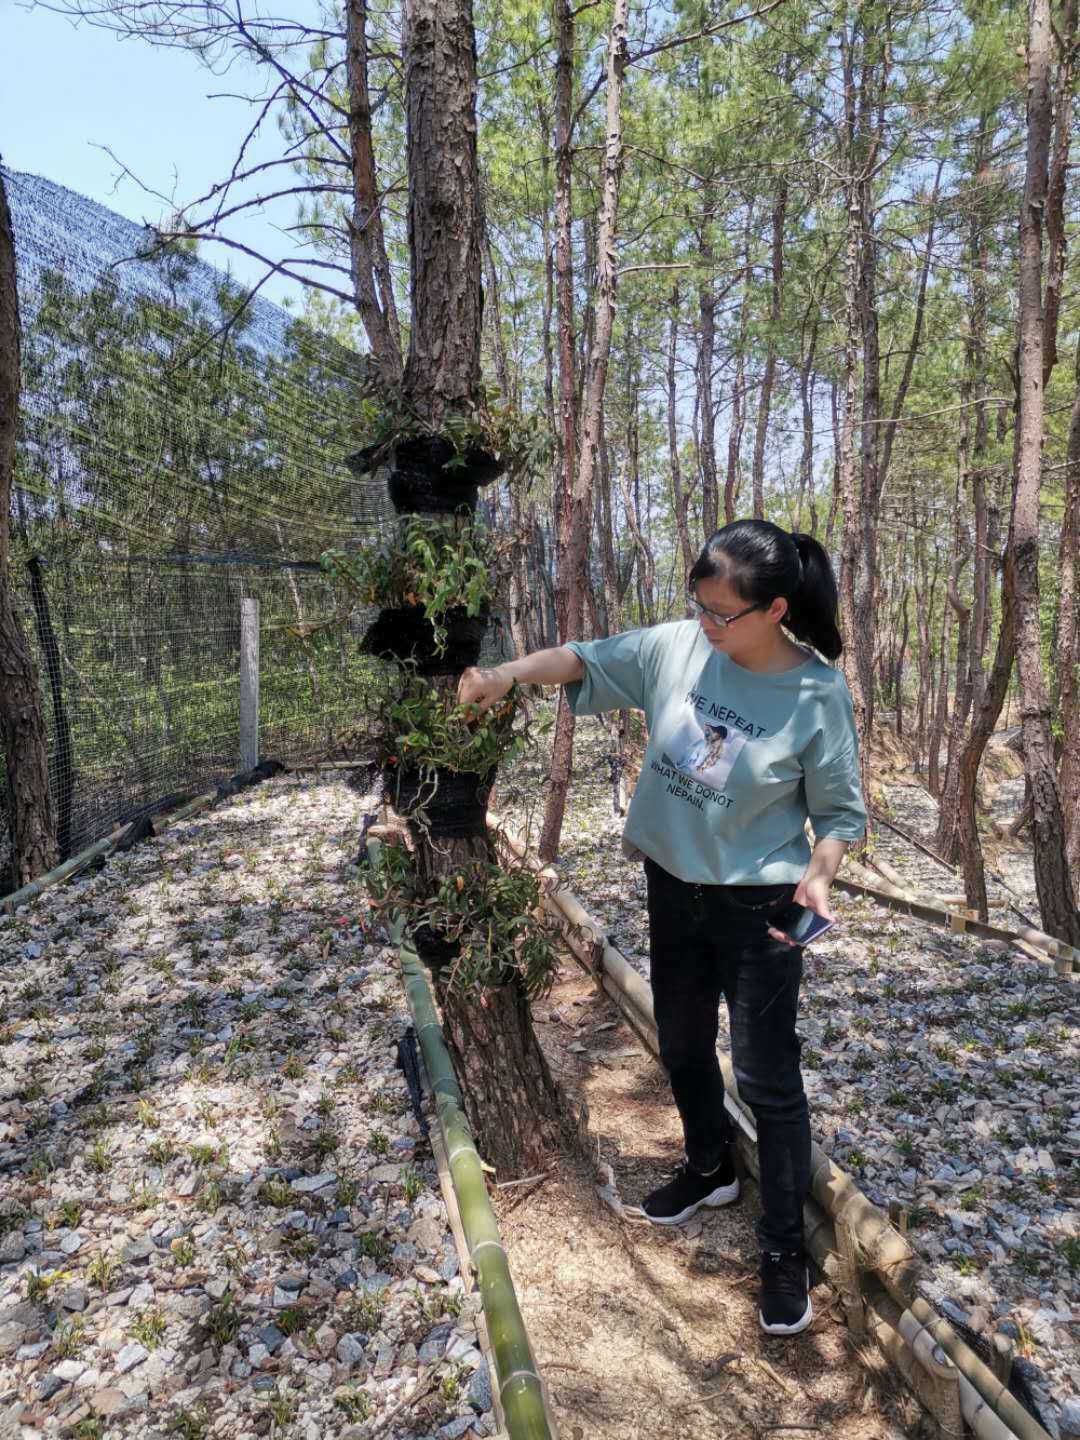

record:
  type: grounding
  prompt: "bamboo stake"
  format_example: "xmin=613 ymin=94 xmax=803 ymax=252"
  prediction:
xmin=1 ymin=785 xmax=222 ymax=915
xmin=398 ymin=945 xmax=554 ymax=1440
xmin=835 ymin=864 xmax=1077 ymax=976
xmin=1 ymin=824 xmax=128 ymax=914
xmin=489 ymin=817 xmax=1052 ymax=1440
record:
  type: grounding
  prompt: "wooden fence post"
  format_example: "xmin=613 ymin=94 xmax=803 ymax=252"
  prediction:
xmin=240 ymin=598 xmax=260 ymax=770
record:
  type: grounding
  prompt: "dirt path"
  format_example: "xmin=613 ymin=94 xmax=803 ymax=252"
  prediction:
xmin=496 ymin=962 xmax=927 ymax=1440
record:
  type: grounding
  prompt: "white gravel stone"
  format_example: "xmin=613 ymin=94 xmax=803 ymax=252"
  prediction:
xmin=115 ymin=1343 xmax=149 ymax=1374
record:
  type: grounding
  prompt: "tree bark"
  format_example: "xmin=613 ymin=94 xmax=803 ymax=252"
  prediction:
xmin=667 ymin=286 xmax=695 ymax=583
xmin=797 ymin=312 xmax=818 ymax=535
xmin=1058 ymin=344 xmax=1080 ymax=871
xmin=397 ymin=0 xmax=574 ymax=1172
xmin=698 ymin=256 xmax=719 ymax=534
xmin=1011 ymin=0 xmax=1080 ymax=943
xmin=401 ymin=0 xmax=483 ymax=420
xmin=837 ymin=28 xmax=873 ymax=812
xmin=0 ymin=170 xmax=57 ymax=887
xmin=722 ymin=211 xmax=753 ymax=527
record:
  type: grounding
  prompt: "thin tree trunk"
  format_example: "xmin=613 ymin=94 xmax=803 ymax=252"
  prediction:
xmin=698 ymin=246 xmax=719 ymax=535
xmin=540 ymin=0 xmax=630 ymax=862
xmin=895 ymin=590 xmax=909 ymax=740
xmin=837 ymin=30 xmax=873 ymax=811
xmin=928 ymin=591 xmax=952 ymax=798
xmin=751 ymin=180 xmax=787 ymax=520
xmin=667 ymin=286 xmax=695 ymax=582
xmin=797 ymin=313 xmax=818 ymax=535
xmin=1058 ymin=362 xmax=1080 ymax=871
xmin=0 ymin=170 xmax=57 ymax=885
xmin=345 ymin=0 xmax=403 ymax=383
xmin=723 ymin=210 xmax=753 ymax=526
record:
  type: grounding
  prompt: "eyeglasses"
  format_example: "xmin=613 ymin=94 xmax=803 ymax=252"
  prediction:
xmin=686 ymin=593 xmax=761 ymax=628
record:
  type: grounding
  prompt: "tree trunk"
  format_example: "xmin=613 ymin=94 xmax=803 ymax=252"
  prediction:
xmin=437 ymin=968 xmax=573 ymax=1172
xmin=537 ymin=0 xmax=581 ymax=867
xmin=936 ymin=491 xmax=973 ymax=858
xmin=797 ymin=312 xmax=818 ymax=535
xmin=722 ymin=211 xmax=753 ymax=526
xmin=396 ymin=0 xmax=574 ymax=1172
xmin=837 ymin=32 xmax=873 ymax=812
xmin=0 ymin=170 xmax=57 ymax=887
xmin=697 ymin=223 xmax=719 ymax=536
xmin=1011 ymin=0 xmax=1080 ymax=944
xmin=667 ymin=286 xmax=695 ymax=583
xmin=346 ymin=0 xmax=404 ymax=384
xmin=751 ymin=180 xmax=787 ymax=520
xmin=955 ymin=560 xmax=1016 ymax=920
xmin=1058 ymin=338 xmax=1080 ymax=872
xmin=401 ymin=0 xmax=483 ymax=420
xmin=540 ymin=0 xmax=629 ymax=862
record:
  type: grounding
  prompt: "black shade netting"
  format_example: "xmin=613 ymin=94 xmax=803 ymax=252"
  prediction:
xmin=360 ymin=605 xmax=486 ymax=674
xmin=0 ymin=167 xmax=403 ymax=882
xmin=391 ymin=767 xmax=490 ymax=838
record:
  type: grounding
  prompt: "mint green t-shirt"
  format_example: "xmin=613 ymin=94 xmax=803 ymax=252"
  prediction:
xmin=564 ymin=620 xmax=866 ymax=886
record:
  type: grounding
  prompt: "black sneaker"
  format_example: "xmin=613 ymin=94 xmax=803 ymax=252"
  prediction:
xmin=641 ymin=1153 xmax=740 ymax=1226
xmin=759 ymin=1249 xmax=812 ymax=1335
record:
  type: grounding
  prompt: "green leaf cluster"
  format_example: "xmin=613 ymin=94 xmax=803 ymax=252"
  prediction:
xmin=364 ymin=846 xmax=559 ymax=1000
xmin=321 ymin=514 xmax=497 ymax=654
xmin=384 ymin=674 xmax=532 ymax=782
xmin=350 ymin=383 xmax=552 ymax=485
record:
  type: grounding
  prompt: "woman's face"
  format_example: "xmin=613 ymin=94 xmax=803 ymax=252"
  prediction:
xmin=691 ymin=574 xmax=786 ymax=661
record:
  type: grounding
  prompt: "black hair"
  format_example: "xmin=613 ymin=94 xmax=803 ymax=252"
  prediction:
xmin=687 ymin=519 xmax=843 ymax=661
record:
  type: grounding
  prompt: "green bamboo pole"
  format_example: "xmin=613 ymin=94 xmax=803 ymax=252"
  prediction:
xmin=398 ymin=943 xmax=553 ymax=1440
xmin=1 ymin=788 xmax=220 ymax=915
xmin=1 ymin=824 xmax=128 ymax=914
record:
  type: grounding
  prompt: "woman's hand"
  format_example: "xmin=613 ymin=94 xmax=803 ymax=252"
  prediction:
xmin=457 ymin=665 xmax=513 ymax=717
xmin=793 ymin=872 xmax=835 ymax=922
xmin=766 ymin=837 xmax=848 ymax=946
xmin=767 ymin=877 xmax=833 ymax=947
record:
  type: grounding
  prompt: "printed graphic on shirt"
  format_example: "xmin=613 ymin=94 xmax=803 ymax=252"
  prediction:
xmin=662 ymin=708 xmax=748 ymax=791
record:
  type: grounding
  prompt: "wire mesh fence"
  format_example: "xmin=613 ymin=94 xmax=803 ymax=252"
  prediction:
xmin=2 ymin=167 xmax=408 ymax=886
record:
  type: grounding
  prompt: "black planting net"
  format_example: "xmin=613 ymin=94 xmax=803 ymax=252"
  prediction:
xmin=2 ymin=167 xmax=409 ymax=884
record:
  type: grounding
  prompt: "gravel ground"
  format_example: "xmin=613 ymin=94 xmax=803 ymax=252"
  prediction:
xmin=0 ymin=774 xmax=497 ymax=1440
xmin=2 ymin=717 xmax=1077 ymax=1439
xmin=498 ymin=712 xmax=1080 ymax=1438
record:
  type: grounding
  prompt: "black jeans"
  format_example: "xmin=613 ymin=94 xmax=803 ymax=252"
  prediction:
xmin=643 ymin=855 xmax=811 ymax=1253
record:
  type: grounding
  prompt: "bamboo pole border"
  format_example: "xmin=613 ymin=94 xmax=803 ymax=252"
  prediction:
xmin=0 ymin=788 xmax=221 ymax=915
xmin=397 ymin=938 xmax=556 ymax=1440
xmin=835 ymin=862 xmax=1077 ymax=978
xmin=489 ymin=815 xmax=1053 ymax=1440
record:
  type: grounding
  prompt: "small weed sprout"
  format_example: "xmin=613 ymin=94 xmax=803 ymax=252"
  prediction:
xmin=401 ymin=1166 xmax=423 ymax=1204
xmin=171 ymin=1236 xmax=196 ymax=1267
xmin=205 ymin=1287 xmax=242 ymax=1348
xmin=130 ymin=1308 xmax=168 ymax=1349
xmin=86 ymin=1251 xmax=119 ymax=1290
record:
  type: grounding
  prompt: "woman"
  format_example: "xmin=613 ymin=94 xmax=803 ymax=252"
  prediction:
xmin=457 ymin=520 xmax=866 ymax=1336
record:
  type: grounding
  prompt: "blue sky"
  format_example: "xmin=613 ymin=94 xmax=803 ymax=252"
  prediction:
xmin=3 ymin=1 xmax=326 ymax=307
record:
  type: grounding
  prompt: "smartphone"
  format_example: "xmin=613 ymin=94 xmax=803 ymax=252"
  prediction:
xmin=771 ymin=901 xmax=836 ymax=947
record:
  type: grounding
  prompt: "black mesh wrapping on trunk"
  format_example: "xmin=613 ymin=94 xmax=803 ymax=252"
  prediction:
xmin=361 ymin=605 xmax=485 ymax=674
xmin=392 ymin=766 xmax=490 ymax=838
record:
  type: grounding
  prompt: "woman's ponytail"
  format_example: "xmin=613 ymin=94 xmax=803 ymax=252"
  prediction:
xmin=786 ymin=532 xmax=843 ymax=660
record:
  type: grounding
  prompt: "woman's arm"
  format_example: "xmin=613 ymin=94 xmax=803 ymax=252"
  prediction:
xmin=795 ymin=837 xmax=850 ymax=919
xmin=456 ymin=646 xmax=585 ymax=714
